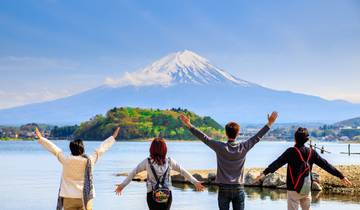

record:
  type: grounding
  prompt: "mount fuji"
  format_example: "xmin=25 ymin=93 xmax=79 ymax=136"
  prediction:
xmin=1 ymin=50 xmax=360 ymax=125
xmin=105 ymin=50 xmax=254 ymax=87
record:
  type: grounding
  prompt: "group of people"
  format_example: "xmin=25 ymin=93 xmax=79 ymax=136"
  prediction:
xmin=34 ymin=111 xmax=352 ymax=210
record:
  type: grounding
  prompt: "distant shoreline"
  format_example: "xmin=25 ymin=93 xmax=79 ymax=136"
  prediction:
xmin=0 ymin=138 xmax=33 ymax=141
xmin=1 ymin=138 xmax=359 ymax=144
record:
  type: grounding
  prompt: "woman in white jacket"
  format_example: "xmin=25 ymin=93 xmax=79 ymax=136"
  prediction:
xmin=35 ymin=127 xmax=120 ymax=210
xmin=115 ymin=137 xmax=205 ymax=210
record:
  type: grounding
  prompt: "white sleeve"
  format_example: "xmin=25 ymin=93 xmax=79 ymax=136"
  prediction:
xmin=169 ymin=158 xmax=198 ymax=185
xmin=91 ymin=136 xmax=116 ymax=163
xmin=40 ymin=137 xmax=65 ymax=163
xmin=119 ymin=158 xmax=147 ymax=188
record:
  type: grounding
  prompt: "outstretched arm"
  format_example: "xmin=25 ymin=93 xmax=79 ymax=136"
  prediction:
xmin=179 ymin=114 xmax=220 ymax=151
xmin=254 ymin=148 xmax=290 ymax=183
xmin=170 ymin=158 xmax=205 ymax=191
xmin=264 ymin=148 xmax=291 ymax=174
xmin=242 ymin=111 xmax=278 ymax=151
xmin=115 ymin=159 xmax=147 ymax=195
xmin=313 ymin=150 xmax=351 ymax=186
xmin=91 ymin=127 xmax=120 ymax=163
xmin=35 ymin=127 xmax=65 ymax=163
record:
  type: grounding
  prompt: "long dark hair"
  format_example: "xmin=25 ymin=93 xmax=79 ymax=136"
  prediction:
xmin=149 ymin=137 xmax=167 ymax=165
xmin=295 ymin=127 xmax=309 ymax=146
xmin=69 ymin=139 xmax=85 ymax=156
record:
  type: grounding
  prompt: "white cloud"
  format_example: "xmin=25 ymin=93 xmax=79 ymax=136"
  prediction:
xmin=0 ymin=89 xmax=73 ymax=109
xmin=105 ymin=70 xmax=172 ymax=87
xmin=0 ymin=56 xmax=79 ymax=72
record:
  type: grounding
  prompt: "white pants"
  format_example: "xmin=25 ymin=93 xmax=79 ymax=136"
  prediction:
xmin=287 ymin=191 xmax=311 ymax=210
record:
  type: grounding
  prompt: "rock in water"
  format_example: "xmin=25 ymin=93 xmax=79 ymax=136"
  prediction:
xmin=192 ymin=173 xmax=206 ymax=182
xmin=311 ymin=172 xmax=322 ymax=191
xmin=262 ymin=173 xmax=286 ymax=188
xmin=312 ymin=172 xmax=321 ymax=183
xmin=171 ymin=174 xmax=186 ymax=183
xmin=207 ymin=173 xmax=216 ymax=183
xmin=245 ymin=169 xmax=262 ymax=186
xmin=312 ymin=182 xmax=322 ymax=191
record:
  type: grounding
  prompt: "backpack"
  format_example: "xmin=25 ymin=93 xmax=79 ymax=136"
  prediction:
xmin=148 ymin=158 xmax=171 ymax=203
xmin=288 ymin=147 xmax=312 ymax=195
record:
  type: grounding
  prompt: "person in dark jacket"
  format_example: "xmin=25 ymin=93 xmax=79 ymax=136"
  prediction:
xmin=254 ymin=127 xmax=352 ymax=210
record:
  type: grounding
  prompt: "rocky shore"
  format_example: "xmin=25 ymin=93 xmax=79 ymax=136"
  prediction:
xmin=116 ymin=165 xmax=360 ymax=195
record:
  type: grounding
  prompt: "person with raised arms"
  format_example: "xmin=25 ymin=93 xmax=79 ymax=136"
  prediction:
xmin=34 ymin=127 xmax=120 ymax=210
xmin=254 ymin=127 xmax=352 ymax=210
xmin=115 ymin=137 xmax=205 ymax=210
xmin=179 ymin=111 xmax=278 ymax=210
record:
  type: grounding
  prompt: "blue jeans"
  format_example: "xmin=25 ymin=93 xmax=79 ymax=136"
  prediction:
xmin=218 ymin=186 xmax=245 ymax=210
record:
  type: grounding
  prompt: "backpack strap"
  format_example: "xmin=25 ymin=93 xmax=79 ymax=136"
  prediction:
xmin=159 ymin=157 xmax=171 ymax=186
xmin=294 ymin=166 xmax=310 ymax=189
xmin=148 ymin=158 xmax=159 ymax=183
xmin=160 ymin=166 xmax=169 ymax=185
xmin=294 ymin=147 xmax=305 ymax=162
xmin=292 ymin=147 xmax=312 ymax=190
xmin=294 ymin=147 xmax=312 ymax=163
xmin=148 ymin=158 xmax=170 ymax=187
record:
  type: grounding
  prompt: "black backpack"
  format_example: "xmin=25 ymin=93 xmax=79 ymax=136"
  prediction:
xmin=148 ymin=158 xmax=171 ymax=203
xmin=288 ymin=147 xmax=312 ymax=195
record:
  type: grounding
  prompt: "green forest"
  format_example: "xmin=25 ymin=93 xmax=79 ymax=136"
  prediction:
xmin=51 ymin=107 xmax=224 ymax=140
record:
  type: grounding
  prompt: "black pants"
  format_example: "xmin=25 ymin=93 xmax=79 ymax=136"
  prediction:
xmin=147 ymin=191 xmax=172 ymax=210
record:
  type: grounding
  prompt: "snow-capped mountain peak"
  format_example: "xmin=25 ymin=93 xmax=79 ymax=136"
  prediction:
xmin=106 ymin=50 xmax=253 ymax=87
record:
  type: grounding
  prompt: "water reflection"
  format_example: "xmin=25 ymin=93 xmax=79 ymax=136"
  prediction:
xmin=172 ymin=183 xmax=360 ymax=204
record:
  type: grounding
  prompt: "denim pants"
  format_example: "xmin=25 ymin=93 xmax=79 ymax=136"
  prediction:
xmin=218 ymin=185 xmax=245 ymax=210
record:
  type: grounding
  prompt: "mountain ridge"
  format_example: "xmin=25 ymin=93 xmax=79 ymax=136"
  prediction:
xmin=105 ymin=50 xmax=254 ymax=87
xmin=335 ymin=117 xmax=360 ymax=127
xmin=1 ymin=50 xmax=360 ymax=125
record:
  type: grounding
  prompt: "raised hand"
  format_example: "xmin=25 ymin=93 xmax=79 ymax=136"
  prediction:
xmin=112 ymin=127 xmax=121 ymax=139
xmin=114 ymin=184 xmax=124 ymax=196
xmin=34 ymin=127 xmax=43 ymax=144
xmin=341 ymin=177 xmax=352 ymax=186
xmin=267 ymin=111 xmax=278 ymax=126
xmin=253 ymin=173 xmax=265 ymax=184
xmin=179 ymin=114 xmax=192 ymax=128
xmin=194 ymin=182 xmax=205 ymax=192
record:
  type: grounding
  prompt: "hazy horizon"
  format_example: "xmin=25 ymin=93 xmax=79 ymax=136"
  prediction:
xmin=1 ymin=0 xmax=360 ymax=109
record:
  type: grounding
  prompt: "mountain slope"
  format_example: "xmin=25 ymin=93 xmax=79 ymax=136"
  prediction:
xmin=141 ymin=50 xmax=252 ymax=86
xmin=1 ymin=50 xmax=360 ymax=125
xmin=335 ymin=117 xmax=360 ymax=127
xmin=106 ymin=50 xmax=254 ymax=87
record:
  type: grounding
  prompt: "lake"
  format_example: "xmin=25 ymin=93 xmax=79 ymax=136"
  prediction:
xmin=0 ymin=140 xmax=359 ymax=210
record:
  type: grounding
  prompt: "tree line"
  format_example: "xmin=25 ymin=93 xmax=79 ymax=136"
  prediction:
xmin=51 ymin=107 xmax=224 ymax=140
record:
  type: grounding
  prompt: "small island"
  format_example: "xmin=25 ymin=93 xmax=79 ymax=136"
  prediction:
xmin=1 ymin=107 xmax=223 ymax=141
xmin=1 ymin=107 xmax=360 ymax=143
xmin=69 ymin=107 xmax=224 ymax=140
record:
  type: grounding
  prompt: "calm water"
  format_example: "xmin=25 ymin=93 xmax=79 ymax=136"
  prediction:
xmin=0 ymin=140 xmax=359 ymax=210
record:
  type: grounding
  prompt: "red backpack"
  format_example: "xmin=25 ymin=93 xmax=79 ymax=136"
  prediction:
xmin=288 ymin=147 xmax=312 ymax=195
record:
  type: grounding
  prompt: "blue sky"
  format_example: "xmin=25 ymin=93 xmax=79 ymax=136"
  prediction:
xmin=0 ymin=0 xmax=359 ymax=108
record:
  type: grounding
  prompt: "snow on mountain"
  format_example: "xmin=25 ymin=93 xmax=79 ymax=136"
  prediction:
xmin=1 ymin=50 xmax=360 ymax=125
xmin=105 ymin=50 xmax=253 ymax=87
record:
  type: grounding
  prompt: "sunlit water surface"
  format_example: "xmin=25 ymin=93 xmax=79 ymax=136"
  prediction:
xmin=0 ymin=140 xmax=359 ymax=210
